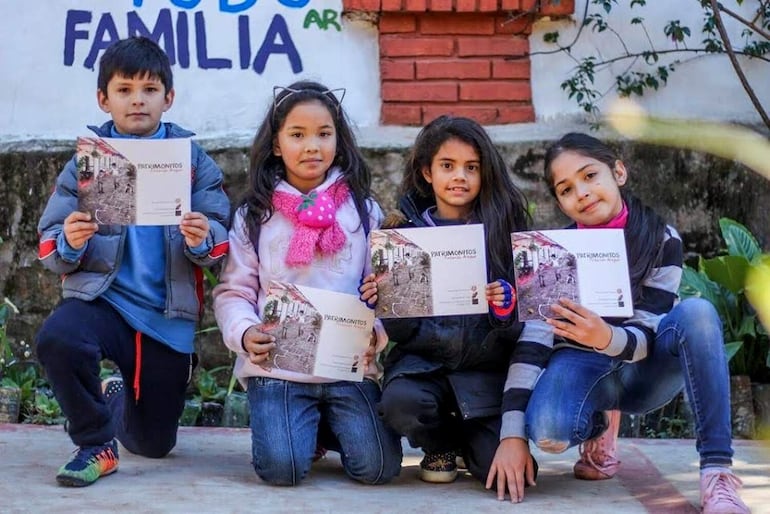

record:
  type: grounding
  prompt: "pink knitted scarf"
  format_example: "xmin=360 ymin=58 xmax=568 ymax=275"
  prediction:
xmin=272 ymin=180 xmax=350 ymax=266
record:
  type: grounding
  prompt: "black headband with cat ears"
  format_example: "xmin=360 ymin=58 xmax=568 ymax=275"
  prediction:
xmin=272 ymin=86 xmax=346 ymax=120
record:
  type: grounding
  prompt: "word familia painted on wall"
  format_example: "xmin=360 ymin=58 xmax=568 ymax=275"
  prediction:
xmin=64 ymin=1 xmax=341 ymax=75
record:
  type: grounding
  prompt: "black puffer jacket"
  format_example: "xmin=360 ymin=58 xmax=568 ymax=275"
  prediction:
xmin=382 ymin=190 xmax=523 ymax=420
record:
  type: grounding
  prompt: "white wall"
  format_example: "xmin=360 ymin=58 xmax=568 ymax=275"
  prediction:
xmin=0 ymin=0 xmax=767 ymax=144
xmin=0 ymin=0 xmax=380 ymax=142
xmin=530 ymin=0 xmax=770 ymax=125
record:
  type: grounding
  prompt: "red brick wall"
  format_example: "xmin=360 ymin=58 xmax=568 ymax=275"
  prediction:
xmin=343 ymin=0 xmax=575 ymax=125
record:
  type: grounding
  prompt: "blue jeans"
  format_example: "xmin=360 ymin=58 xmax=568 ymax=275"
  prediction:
xmin=526 ymin=298 xmax=733 ymax=468
xmin=247 ymin=376 xmax=403 ymax=486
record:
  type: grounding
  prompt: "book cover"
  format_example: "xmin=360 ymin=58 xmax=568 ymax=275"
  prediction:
xmin=511 ymin=229 xmax=633 ymax=321
xmin=261 ymin=281 xmax=375 ymax=381
xmin=370 ymin=224 xmax=488 ymax=318
xmin=76 ymin=137 xmax=191 ymax=225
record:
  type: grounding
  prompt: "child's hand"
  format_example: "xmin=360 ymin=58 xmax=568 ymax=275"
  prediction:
xmin=486 ymin=437 xmax=536 ymax=503
xmin=180 ymin=212 xmax=210 ymax=248
xmin=241 ymin=325 xmax=276 ymax=367
xmin=546 ymin=297 xmax=613 ymax=350
xmin=359 ymin=273 xmax=378 ymax=309
xmin=361 ymin=331 xmax=377 ymax=368
xmin=486 ymin=280 xmax=516 ymax=308
xmin=63 ymin=211 xmax=98 ymax=250
xmin=487 ymin=279 xmax=516 ymax=320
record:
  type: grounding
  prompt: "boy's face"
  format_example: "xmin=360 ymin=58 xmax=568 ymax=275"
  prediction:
xmin=97 ymin=73 xmax=174 ymax=137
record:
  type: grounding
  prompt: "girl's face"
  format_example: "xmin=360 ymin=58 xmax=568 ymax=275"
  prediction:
xmin=549 ymin=150 xmax=627 ymax=226
xmin=273 ymin=100 xmax=337 ymax=194
xmin=422 ymin=138 xmax=481 ymax=220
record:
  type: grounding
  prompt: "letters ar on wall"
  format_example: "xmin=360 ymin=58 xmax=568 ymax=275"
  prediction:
xmin=0 ymin=0 xmax=380 ymax=141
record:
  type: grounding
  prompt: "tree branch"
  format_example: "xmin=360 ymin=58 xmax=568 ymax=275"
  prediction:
xmin=518 ymin=46 xmax=770 ymax=65
xmin=719 ymin=3 xmax=770 ymax=40
xmin=504 ymin=0 xmax=592 ymax=60
xmin=709 ymin=0 xmax=770 ymax=130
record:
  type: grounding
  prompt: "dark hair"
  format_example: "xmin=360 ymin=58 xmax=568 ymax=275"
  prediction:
xmin=543 ymin=132 xmax=666 ymax=301
xmin=402 ymin=115 xmax=530 ymax=281
xmin=239 ymin=80 xmax=371 ymax=244
xmin=97 ymin=37 xmax=173 ymax=94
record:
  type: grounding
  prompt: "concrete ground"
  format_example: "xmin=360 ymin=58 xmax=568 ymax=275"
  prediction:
xmin=1 ymin=424 xmax=768 ymax=513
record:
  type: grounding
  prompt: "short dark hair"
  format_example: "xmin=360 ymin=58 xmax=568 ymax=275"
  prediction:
xmin=97 ymin=37 xmax=173 ymax=95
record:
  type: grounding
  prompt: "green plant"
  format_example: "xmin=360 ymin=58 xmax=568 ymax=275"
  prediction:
xmin=26 ymin=390 xmax=64 ymax=425
xmin=512 ymin=1 xmax=770 ymax=129
xmin=679 ymin=217 xmax=770 ymax=382
xmin=194 ymin=366 xmax=230 ymax=404
xmin=0 ymin=297 xmax=22 ymax=378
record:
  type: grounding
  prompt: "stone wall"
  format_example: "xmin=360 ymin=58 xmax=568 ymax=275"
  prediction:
xmin=2 ymin=140 xmax=769 ymax=368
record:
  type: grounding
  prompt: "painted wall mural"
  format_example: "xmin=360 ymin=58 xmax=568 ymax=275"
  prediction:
xmin=0 ymin=0 xmax=380 ymax=141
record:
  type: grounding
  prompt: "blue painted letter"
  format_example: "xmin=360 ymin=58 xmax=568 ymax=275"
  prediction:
xmin=84 ymin=13 xmax=120 ymax=70
xmin=64 ymin=10 xmax=92 ymax=66
xmin=195 ymin=12 xmax=232 ymax=69
xmin=128 ymin=9 xmax=176 ymax=64
xmin=253 ymin=14 xmax=301 ymax=74
xmin=220 ymin=0 xmax=257 ymax=13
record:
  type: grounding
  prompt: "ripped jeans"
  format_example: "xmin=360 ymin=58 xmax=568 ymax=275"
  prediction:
xmin=525 ymin=297 xmax=733 ymax=468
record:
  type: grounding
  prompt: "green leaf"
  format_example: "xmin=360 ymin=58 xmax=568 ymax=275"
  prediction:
xmin=719 ymin=218 xmax=761 ymax=262
xmin=701 ymin=255 xmax=750 ymax=294
xmin=543 ymin=31 xmax=560 ymax=44
xmin=724 ymin=341 xmax=743 ymax=362
xmin=679 ymin=266 xmax=740 ymax=336
xmin=736 ymin=314 xmax=758 ymax=340
xmin=203 ymin=268 xmax=219 ymax=287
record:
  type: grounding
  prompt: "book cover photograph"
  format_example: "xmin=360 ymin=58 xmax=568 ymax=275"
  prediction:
xmin=76 ymin=137 xmax=191 ymax=225
xmin=370 ymin=224 xmax=488 ymax=318
xmin=261 ymin=281 xmax=375 ymax=381
xmin=511 ymin=229 xmax=633 ymax=321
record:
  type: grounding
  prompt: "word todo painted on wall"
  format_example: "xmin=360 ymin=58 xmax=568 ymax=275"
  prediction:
xmin=64 ymin=1 xmax=341 ymax=75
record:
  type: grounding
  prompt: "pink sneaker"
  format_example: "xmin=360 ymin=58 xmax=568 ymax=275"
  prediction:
xmin=701 ymin=468 xmax=750 ymax=514
xmin=573 ymin=410 xmax=622 ymax=480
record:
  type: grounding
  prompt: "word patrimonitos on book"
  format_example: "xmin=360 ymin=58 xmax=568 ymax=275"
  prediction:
xmin=370 ymin=224 xmax=488 ymax=318
xmin=76 ymin=137 xmax=191 ymax=225
xmin=511 ymin=229 xmax=633 ymax=322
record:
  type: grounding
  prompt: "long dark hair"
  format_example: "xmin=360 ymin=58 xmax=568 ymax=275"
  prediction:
xmin=402 ymin=115 xmax=530 ymax=280
xmin=239 ymin=80 xmax=372 ymax=245
xmin=543 ymin=132 xmax=666 ymax=301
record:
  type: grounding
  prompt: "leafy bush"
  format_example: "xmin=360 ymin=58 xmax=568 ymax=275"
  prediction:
xmin=679 ymin=218 xmax=770 ymax=382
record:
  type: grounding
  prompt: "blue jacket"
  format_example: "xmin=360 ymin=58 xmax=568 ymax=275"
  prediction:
xmin=37 ymin=121 xmax=231 ymax=321
xmin=382 ymin=190 xmax=523 ymax=420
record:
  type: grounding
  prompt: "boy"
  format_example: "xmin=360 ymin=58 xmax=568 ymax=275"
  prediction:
xmin=35 ymin=36 xmax=230 ymax=487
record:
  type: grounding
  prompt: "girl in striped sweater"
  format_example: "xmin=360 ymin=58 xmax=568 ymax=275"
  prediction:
xmin=495 ymin=133 xmax=748 ymax=513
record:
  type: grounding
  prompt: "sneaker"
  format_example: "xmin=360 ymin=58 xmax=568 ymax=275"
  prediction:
xmin=419 ymin=451 xmax=458 ymax=483
xmin=574 ymin=410 xmax=622 ymax=480
xmin=101 ymin=375 xmax=124 ymax=400
xmin=701 ymin=468 xmax=750 ymax=514
xmin=56 ymin=440 xmax=119 ymax=487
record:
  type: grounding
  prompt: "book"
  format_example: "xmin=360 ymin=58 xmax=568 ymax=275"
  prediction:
xmin=370 ymin=224 xmax=488 ymax=318
xmin=261 ymin=281 xmax=375 ymax=381
xmin=75 ymin=137 xmax=191 ymax=225
xmin=511 ymin=229 xmax=633 ymax=321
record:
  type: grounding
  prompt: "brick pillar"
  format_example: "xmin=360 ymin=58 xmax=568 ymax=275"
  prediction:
xmin=343 ymin=0 xmax=575 ymax=126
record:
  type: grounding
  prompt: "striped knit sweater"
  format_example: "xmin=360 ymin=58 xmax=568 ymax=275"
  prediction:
xmin=500 ymin=224 xmax=683 ymax=440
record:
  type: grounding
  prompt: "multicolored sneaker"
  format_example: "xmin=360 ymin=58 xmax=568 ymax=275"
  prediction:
xmin=700 ymin=468 xmax=750 ymax=514
xmin=419 ymin=451 xmax=458 ymax=483
xmin=56 ymin=440 xmax=119 ymax=487
xmin=574 ymin=410 xmax=622 ymax=480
